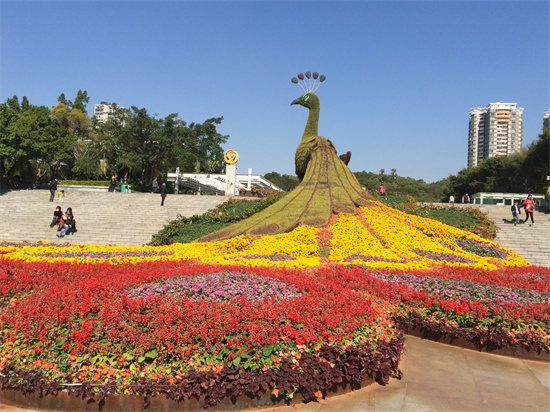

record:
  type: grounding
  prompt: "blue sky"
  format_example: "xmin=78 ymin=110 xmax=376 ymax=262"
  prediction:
xmin=2 ymin=1 xmax=548 ymax=183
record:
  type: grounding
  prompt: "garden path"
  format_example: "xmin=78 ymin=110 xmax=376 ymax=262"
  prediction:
xmin=1 ymin=336 xmax=548 ymax=411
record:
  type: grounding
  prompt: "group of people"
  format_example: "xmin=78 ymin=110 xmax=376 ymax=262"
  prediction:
xmin=448 ymin=193 xmax=470 ymax=204
xmin=45 ymin=176 xmax=167 ymax=244
xmin=448 ymin=192 xmax=537 ymax=226
xmin=511 ymin=194 xmax=536 ymax=226
xmin=50 ymin=206 xmax=77 ymax=237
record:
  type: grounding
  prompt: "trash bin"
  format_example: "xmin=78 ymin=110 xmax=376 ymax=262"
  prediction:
xmin=121 ymin=184 xmax=132 ymax=193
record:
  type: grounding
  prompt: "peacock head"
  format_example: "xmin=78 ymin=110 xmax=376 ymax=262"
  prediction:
xmin=290 ymin=72 xmax=325 ymax=110
xmin=291 ymin=92 xmax=320 ymax=110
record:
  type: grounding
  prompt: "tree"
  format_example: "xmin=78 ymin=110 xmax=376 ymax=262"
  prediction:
xmin=187 ymin=117 xmax=228 ymax=174
xmin=440 ymin=128 xmax=550 ymax=200
xmin=100 ymin=108 xmax=228 ymax=188
xmin=57 ymin=90 xmax=90 ymax=114
xmin=0 ymin=95 xmax=76 ymax=184
xmin=264 ymin=172 xmax=300 ymax=191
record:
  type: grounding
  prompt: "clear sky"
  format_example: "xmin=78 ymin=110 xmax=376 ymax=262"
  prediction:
xmin=1 ymin=1 xmax=548 ymax=183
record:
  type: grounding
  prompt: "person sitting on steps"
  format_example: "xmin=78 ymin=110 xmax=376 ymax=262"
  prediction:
xmin=57 ymin=211 xmax=67 ymax=231
xmin=50 ymin=206 xmax=62 ymax=228
xmin=57 ymin=207 xmax=77 ymax=237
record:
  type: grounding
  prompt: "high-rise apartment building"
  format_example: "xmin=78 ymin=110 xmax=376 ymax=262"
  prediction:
xmin=468 ymin=102 xmax=523 ymax=168
xmin=94 ymin=102 xmax=124 ymax=124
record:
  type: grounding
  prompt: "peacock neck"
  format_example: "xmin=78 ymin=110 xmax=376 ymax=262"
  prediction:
xmin=302 ymin=105 xmax=320 ymax=141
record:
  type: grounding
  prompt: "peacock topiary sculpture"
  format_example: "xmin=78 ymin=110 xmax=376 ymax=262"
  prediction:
xmin=198 ymin=71 xmax=375 ymax=242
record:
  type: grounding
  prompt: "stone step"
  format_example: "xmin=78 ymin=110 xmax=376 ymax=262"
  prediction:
xmin=0 ymin=190 xmax=227 ymax=246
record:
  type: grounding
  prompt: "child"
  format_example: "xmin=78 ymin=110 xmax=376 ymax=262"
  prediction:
xmin=58 ymin=190 xmax=65 ymax=202
xmin=511 ymin=201 xmax=520 ymax=226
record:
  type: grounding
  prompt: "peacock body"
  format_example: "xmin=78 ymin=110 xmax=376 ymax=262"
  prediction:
xmin=198 ymin=73 xmax=374 ymax=242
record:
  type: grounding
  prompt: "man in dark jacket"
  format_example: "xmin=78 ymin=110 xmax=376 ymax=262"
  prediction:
xmin=49 ymin=178 xmax=58 ymax=202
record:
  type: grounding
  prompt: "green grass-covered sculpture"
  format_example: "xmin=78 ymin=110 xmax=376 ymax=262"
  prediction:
xmin=199 ymin=72 xmax=374 ymax=242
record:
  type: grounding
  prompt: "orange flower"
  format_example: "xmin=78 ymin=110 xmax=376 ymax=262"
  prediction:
xmin=272 ymin=389 xmax=279 ymax=397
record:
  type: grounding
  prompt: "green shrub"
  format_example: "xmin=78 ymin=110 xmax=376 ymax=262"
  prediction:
xmin=149 ymin=194 xmax=285 ymax=245
xmin=58 ymin=180 xmax=114 ymax=186
xmin=375 ymin=193 xmax=496 ymax=239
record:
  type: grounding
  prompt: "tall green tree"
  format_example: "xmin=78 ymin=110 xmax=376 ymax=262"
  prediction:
xmin=100 ymin=108 xmax=228 ymax=187
xmin=1 ymin=95 xmax=76 ymax=184
xmin=57 ymin=90 xmax=90 ymax=114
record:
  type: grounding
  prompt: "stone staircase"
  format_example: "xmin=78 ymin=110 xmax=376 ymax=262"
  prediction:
xmin=430 ymin=203 xmax=550 ymax=267
xmin=477 ymin=204 xmax=550 ymax=267
xmin=0 ymin=189 xmax=227 ymax=246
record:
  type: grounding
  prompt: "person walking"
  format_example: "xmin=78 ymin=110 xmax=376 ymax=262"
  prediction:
xmin=462 ymin=193 xmax=470 ymax=204
xmin=511 ymin=201 xmax=520 ymax=226
xmin=152 ymin=177 xmax=159 ymax=193
xmin=449 ymin=195 xmax=454 ymax=204
xmin=160 ymin=183 xmax=168 ymax=206
xmin=523 ymin=194 xmax=536 ymax=226
xmin=48 ymin=178 xmax=58 ymax=202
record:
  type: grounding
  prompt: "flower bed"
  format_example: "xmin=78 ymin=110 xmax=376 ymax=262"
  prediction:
xmin=0 ymin=259 xmax=403 ymax=407
xmin=327 ymin=266 xmax=550 ymax=357
xmin=0 ymin=199 xmax=545 ymax=409
xmin=125 ymin=271 xmax=303 ymax=303
xmin=0 ymin=201 xmax=528 ymax=270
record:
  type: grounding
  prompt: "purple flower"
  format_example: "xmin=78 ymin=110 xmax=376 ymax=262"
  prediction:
xmin=124 ymin=271 xmax=302 ymax=304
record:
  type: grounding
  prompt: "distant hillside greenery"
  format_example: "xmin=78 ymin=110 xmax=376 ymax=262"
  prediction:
xmin=353 ymin=171 xmax=446 ymax=202
xmin=265 ymin=128 xmax=549 ymax=203
xmin=441 ymin=128 xmax=549 ymax=200
xmin=264 ymin=171 xmax=445 ymax=202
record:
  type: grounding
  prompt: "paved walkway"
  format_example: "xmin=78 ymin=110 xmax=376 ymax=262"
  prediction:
xmin=2 ymin=336 xmax=548 ymax=411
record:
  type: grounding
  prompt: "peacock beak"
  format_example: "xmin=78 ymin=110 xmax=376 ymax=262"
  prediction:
xmin=291 ymin=98 xmax=301 ymax=106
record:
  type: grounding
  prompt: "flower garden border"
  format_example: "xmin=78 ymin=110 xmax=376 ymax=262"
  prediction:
xmin=0 ymin=373 xmax=378 ymax=412
xmin=396 ymin=317 xmax=550 ymax=363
